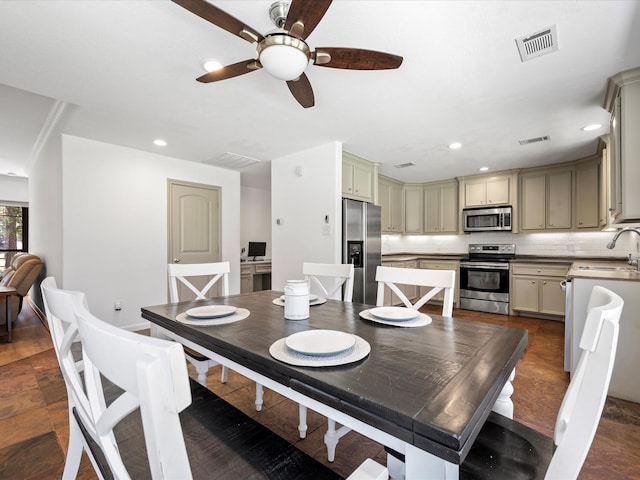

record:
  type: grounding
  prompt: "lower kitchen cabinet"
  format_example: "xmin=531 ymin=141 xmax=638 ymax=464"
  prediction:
xmin=419 ymin=259 xmax=459 ymax=307
xmin=380 ymin=260 xmax=418 ymax=305
xmin=510 ymin=263 xmax=569 ymax=316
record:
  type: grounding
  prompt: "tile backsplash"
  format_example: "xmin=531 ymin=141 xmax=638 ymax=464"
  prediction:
xmin=382 ymin=231 xmax=640 ymax=258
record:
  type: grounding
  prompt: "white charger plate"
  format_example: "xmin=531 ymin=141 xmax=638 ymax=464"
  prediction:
xmin=369 ymin=306 xmax=420 ymax=321
xmin=270 ymin=335 xmax=370 ymax=367
xmin=285 ymin=329 xmax=355 ymax=357
xmin=186 ymin=305 xmax=237 ymax=319
xmin=359 ymin=309 xmax=432 ymax=328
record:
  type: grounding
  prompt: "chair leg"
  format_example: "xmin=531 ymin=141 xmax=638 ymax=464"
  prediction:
xmin=298 ymin=404 xmax=308 ymax=439
xmin=255 ymin=383 xmax=264 ymax=411
xmin=62 ymin=416 xmax=85 ymax=480
xmin=220 ymin=365 xmax=228 ymax=383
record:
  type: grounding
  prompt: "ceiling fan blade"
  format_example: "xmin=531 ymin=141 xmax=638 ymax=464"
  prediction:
xmin=313 ymin=48 xmax=403 ymax=70
xmin=284 ymin=0 xmax=332 ymax=39
xmin=172 ymin=0 xmax=264 ymax=44
xmin=196 ymin=59 xmax=260 ymax=83
xmin=286 ymin=73 xmax=315 ymax=108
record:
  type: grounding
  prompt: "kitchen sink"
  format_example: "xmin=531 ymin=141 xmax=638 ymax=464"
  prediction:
xmin=577 ymin=265 xmax=638 ymax=272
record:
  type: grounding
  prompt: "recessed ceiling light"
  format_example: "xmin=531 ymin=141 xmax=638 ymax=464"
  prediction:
xmin=449 ymin=142 xmax=462 ymax=149
xmin=582 ymin=124 xmax=601 ymax=132
xmin=153 ymin=139 xmax=167 ymax=147
xmin=479 ymin=167 xmax=489 ymax=172
xmin=203 ymin=60 xmax=223 ymax=72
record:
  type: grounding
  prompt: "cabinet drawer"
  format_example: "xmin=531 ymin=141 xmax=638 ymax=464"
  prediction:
xmin=419 ymin=260 xmax=458 ymax=271
xmin=511 ymin=263 xmax=569 ymax=277
xmin=241 ymin=265 xmax=253 ymax=275
xmin=255 ymin=264 xmax=271 ymax=273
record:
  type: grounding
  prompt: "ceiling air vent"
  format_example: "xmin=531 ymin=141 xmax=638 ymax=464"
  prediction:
xmin=394 ymin=162 xmax=415 ymax=169
xmin=206 ymin=152 xmax=261 ymax=170
xmin=519 ymin=135 xmax=551 ymax=146
xmin=516 ymin=25 xmax=558 ymax=62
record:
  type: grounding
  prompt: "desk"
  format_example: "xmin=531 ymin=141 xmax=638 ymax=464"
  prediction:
xmin=0 ymin=286 xmax=17 ymax=343
xmin=142 ymin=291 xmax=527 ymax=478
xmin=240 ymin=261 xmax=272 ymax=293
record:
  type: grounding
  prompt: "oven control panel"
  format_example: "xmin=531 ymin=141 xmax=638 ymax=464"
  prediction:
xmin=469 ymin=244 xmax=516 ymax=255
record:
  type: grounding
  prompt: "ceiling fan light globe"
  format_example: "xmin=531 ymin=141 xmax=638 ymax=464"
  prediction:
xmin=258 ymin=34 xmax=310 ymax=81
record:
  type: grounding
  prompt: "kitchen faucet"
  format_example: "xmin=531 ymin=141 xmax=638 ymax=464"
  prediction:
xmin=606 ymin=227 xmax=640 ymax=270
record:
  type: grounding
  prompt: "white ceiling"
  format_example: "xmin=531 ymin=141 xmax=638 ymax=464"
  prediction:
xmin=1 ymin=1 xmax=639 ymax=190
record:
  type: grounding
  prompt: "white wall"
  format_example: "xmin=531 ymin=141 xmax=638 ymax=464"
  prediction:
xmin=382 ymin=230 xmax=640 ymax=258
xmin=24 ymin=105 xmax=73 ymax=309
xmin=241 ymin=185 xmax=271 ymax=258
xmin=0 ymin=176 xmax=28 ymax=204
xmin=271 ymin=142 xmax=342 ymax=290
xmin=61 ymin=135 xmax=241 ymax=330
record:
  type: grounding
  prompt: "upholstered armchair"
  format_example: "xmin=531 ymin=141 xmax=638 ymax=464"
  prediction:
xmin=0 ymin=253 xmax=44 ymax=328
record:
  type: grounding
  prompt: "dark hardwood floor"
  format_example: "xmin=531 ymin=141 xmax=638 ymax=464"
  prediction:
xmin=1 ymin=300 xmax=639 ymax=479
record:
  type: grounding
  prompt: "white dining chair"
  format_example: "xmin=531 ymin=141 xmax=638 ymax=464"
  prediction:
xmin=321 ymin=265 xmax=457 ymax=463
xmin=303 ymin=262 xmax=355 ymax=301
xmin=167 ymin=262 xmax=265 ymax=411
xmin=167 ymin=262 xmax=230 ymax=386
xmin=385 ymin=285 xmax=623 ymax=479
xmin=40 ymin=277 xmax=106 ymax=480
xmin=375 ymin=265 xmax=456 ymax=316
xmin=70 ymin=289 xmax=389 ymax=480
xmin=297 ymin=263 xmax=355 ymax=446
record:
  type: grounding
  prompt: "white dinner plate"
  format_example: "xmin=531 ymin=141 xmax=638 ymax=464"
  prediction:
xmin=279 ymin=294 xmax=319 ymax=302
xmin=369 ymin=306 xmax=420 ymax=322
xmin=186 ymin=305 xmax=237 ymax=319
xmin=285 ymin=330 xmax=356 ymax=357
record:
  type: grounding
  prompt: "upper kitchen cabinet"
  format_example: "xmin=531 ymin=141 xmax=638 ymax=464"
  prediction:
xmin=604 ymin=67 xmax=640 ymax=223
xmin=378 ymin=176 xmax=403 ymax=233
xmin=575 ymin=157 xmax=601 ymax=229
xmin=404 ymin=185 xmax=424 ymax=233
xmin=461 ymin=173 xmax=511 ymax=207
xmin=424 ymin=179 xmax=458 ymax=234
xmin=520 ymin=168 xmax=572 ymax=231
xmin=342 ymin=152 xmax=379 ymax=203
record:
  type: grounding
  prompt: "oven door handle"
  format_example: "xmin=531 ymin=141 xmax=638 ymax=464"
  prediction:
xmin=460 ymin=262 xmax=510 ymax=270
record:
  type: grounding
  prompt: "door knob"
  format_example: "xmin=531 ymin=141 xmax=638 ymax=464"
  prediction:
xmin=173 ymin=258 xmax=180 ymax=263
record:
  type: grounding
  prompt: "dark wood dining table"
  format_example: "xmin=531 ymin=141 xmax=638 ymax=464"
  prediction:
xmin=141 ymin=290 xmax=527 ymax=479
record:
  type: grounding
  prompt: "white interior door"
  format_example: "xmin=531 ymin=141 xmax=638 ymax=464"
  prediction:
xmin=168 ymin=179 xmax=221 ymax=300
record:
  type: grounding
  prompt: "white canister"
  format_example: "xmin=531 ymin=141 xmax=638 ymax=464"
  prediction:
xmin=284 ymin=279 xmax=310 ymax=320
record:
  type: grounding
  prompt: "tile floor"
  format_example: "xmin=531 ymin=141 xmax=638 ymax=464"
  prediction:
xmin=1 ymin=300 xmax=639 ymax=479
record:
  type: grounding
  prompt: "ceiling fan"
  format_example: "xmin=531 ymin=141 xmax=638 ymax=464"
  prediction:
xmin=172 ymin=0 xmax=403 ymax=108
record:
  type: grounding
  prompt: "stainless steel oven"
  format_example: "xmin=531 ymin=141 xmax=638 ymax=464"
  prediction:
xmin=459 ymin=244 xmax=515 ymax=315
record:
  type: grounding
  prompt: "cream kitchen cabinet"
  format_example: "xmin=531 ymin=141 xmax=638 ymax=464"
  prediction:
xmin=419 ymin=259 xmax=459 ymax=306
xmin=404 ymin=185 xmax=423 ymax=233
xmin=342 ymin=152 xmax=377 ymax=203
xmin=462 ymin=174 xmax=510 ymax=207
xmin=379 ymin=176 xmax=403 ymax=233
xmin=604 ymin=67 xmax=640 ymax=223
xmin=575 ymin=158 xmax=601 ymax=229
xmin=380 ymin=260 xmax=418 ymax=305
xmin=510 ymin=263 xmax=569 ymax=317
xmin=520 ymin=169 xmax=572 ymax=231
xmin=424 ymin=180 xmax=458 ymax=234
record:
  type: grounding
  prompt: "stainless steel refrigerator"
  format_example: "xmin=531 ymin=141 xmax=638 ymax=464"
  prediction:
xmin=342 ymin=198 xmax=382 ymax=305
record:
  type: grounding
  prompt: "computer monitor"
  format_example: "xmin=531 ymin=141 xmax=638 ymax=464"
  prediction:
xmin=247 ymin=241 xmax=267 ymax=261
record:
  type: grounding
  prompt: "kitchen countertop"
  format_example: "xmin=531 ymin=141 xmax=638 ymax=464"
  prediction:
xmin=382 ymin=253 xmax=639 ymax=281
xmin=567 ymin=259 xmax=640 ymax=282
xmin=382 ymin=254 xmax=467 ymax=262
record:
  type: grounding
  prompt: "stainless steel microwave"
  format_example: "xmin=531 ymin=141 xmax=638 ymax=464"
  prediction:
xmin=463 ymin=206 xmax=512 ymax=232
